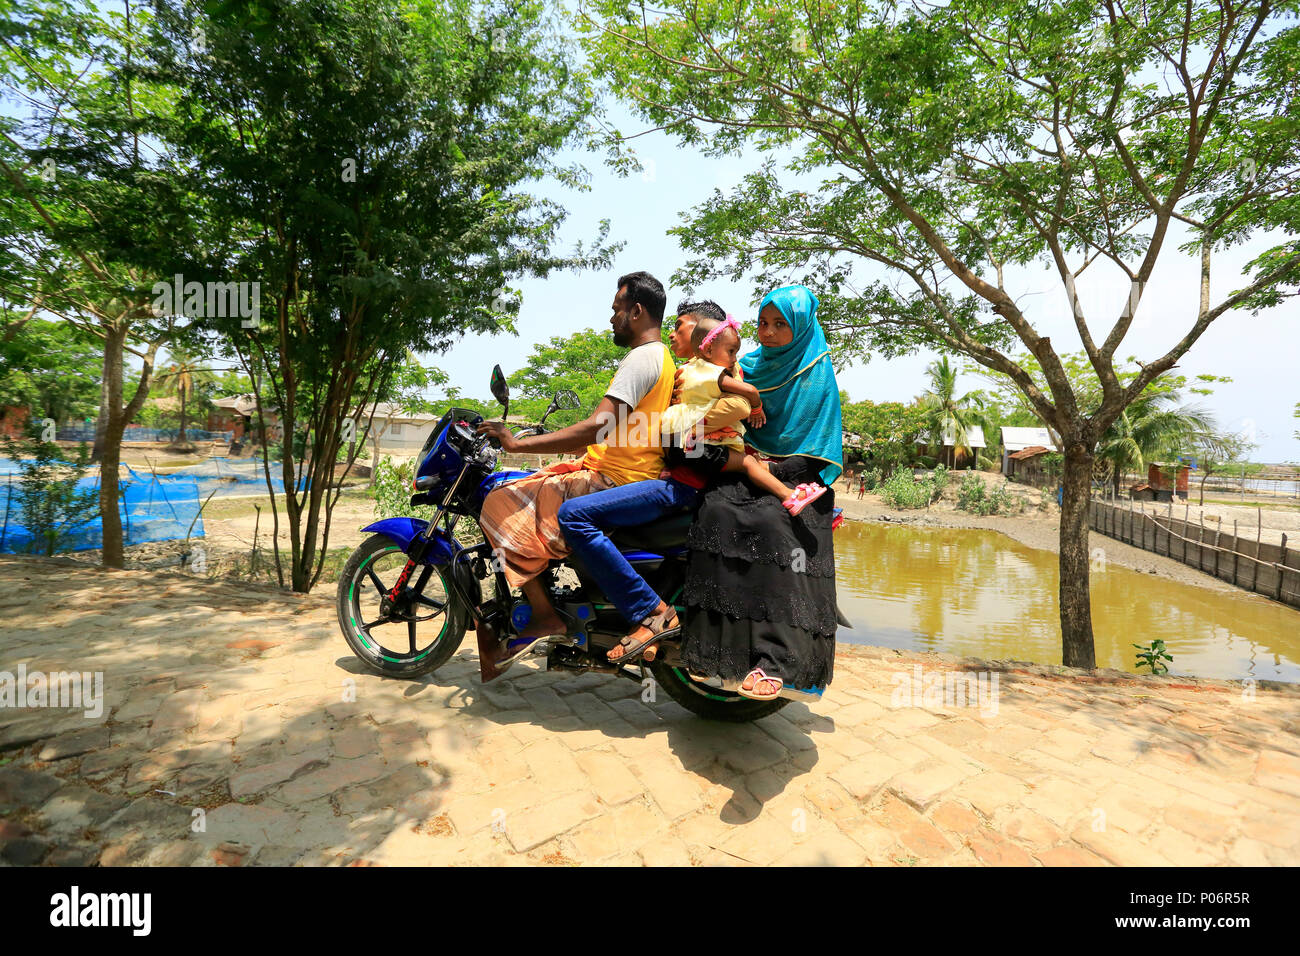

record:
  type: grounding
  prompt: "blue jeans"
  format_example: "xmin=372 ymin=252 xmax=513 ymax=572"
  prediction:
xmin=557 ymin=478 xmax=699 ymax=626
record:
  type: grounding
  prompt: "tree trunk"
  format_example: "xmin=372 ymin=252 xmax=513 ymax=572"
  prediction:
xmin=98 ymin=324 xmax=127 ymax=568
xmin=91 ymin=373 xmax=110 ymax=463
xmin=1058 ymin=439 xmax=1097 ymax=669
xmin=178 ymin=387 xmax=187 ymax=444
xmin=1199 ymin=472 xmax=1208 ymax=507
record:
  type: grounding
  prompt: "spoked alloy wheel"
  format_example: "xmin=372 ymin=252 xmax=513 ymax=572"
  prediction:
xmin=336 ymin=534 xmax=469 ymax=678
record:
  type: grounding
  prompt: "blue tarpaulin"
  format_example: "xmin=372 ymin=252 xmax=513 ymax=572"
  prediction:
xmin=0 ymin=461 xmax=203 ymax=555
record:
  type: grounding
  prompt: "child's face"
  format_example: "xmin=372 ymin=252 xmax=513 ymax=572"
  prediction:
xmin=701 ymin=327 xmax=741 ymax=368
xmin=669 ymin=313 xmax=698 ymax=359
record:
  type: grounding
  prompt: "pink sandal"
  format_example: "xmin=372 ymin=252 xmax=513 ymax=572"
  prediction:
xmin=737 ymin=668 xmax=784 ymax=701
xmin=783 ymin=482 xmax=827 ymax=516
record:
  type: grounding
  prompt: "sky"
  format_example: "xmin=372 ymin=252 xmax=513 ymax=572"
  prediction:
xmin=429 ymin=98 xmax=1300 ymax=465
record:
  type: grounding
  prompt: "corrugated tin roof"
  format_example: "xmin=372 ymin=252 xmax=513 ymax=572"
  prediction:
xmin=1002 ymin=426 xmax=1056 ymax=450
xmin=937 ymin=425 xmax=986 ymax=448
xmin=1009 ymin=445 xmax=1049 ymax=460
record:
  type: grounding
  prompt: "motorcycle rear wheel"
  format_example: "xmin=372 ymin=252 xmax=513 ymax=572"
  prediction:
xmin=647 ymin=658 xmax=789 ymax=722
xmin=336 ymin=534 xmax=470 ymax=678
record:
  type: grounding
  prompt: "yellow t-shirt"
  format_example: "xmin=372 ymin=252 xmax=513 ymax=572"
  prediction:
xmin=659 ymin=357 xmax=745 ymax=452
xmin=579 ymin=343 xmax=676 ymax=485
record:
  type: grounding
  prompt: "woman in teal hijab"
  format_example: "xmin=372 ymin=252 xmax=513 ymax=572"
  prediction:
xmin=739 ymin=285 xmax=844 ymax=487
xmin=681 ymin=284 xmax=842 ymax=702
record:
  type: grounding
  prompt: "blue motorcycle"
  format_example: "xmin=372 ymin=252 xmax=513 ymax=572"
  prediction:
xmin=336 ymin=366 xmax=789 ymax=721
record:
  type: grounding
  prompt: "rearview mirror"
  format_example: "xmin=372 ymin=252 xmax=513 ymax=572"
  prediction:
xmin=489 ymin=365 xmax=509 ymax=422
xmin=555 ymin=389 xmax=580 ymax=411
xmin=490 ymin=365 xmax=509 ymax=405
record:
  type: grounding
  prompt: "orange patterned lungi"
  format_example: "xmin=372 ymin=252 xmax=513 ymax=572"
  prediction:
xmin=478 ymin=461 xmax=615 ymax=588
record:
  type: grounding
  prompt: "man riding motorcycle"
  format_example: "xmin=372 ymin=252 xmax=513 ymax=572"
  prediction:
xmin=474 ymin=271 xmax=675 ymax=681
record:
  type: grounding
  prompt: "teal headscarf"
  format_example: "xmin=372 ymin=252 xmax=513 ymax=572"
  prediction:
xmin=738 ymin=285 xmax=843 ymax=485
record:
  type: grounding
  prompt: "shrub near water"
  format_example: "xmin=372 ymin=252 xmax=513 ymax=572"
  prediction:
xmin=880 ymin=469 xmax=935 ymax=509
xmin=956 ymin=473 xmax=1021 ymax=516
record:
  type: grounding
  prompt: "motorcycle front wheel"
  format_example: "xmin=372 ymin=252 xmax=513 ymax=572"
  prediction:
xmin=336 ymin=534 xmax=470 ymax=678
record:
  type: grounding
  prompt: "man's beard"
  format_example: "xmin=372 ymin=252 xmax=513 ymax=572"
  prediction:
xmin=612 ymin=325 xmax=632 ymax=347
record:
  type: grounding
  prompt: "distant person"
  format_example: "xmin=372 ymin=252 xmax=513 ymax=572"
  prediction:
xmin=858 ymin=473 xmax=866 ymax=499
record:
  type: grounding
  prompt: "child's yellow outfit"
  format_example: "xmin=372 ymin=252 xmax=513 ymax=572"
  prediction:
xmin=659 ymin=357 xmax=746 ymax=452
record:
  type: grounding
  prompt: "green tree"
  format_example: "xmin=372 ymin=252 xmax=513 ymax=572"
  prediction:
xmin=917 ymin=356 xmax=989 ymax=469
xmin=583 ymin=0 xmax=1300 ymax=668
xmin=506 ymin=327 xmax=627 ymax=428
xmin=155 ymin=0 xmax=616 ymax=591
xmin=0 ymin=318 xmax=101 ymax=423
xmin=1188 ymin=427 xmax=1257 ymax=505
xmin=152 ymin=344 xmax=215 ymax=447
xmin=841 ymin=398 xmax=928 ymax=478
xmin=1 ymin=425 xmax=98 ymax=556
xmin=1095 ymin=390 xmax=1216 ymax=496
xmin=0 ymin=0 xmax=203 ymax=568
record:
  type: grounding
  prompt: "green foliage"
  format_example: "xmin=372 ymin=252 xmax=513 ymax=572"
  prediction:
xmin=128 ymin=0 xmax=616 ymax=590
xmin=504 ymin=327 xmax=625 ymax=427
xmin=0 ymin=319 xmax=102 ymax=423
xmin=1 ymin=427 xmax=98 ymax=556
xmin=918 ymin=357 xmax=989 ymax=464
xmin=956 ymin=473 xmax=1020 ymax=516
xmin=930 ymin=464 xmax=949 ymax=499
xmin=842 ymin=399 xmax=928 ymax=475
xmin=1133 ymin=639 xmax=1174 ymax=676
xmin=861 ymin=466 xmax=881 ymax=491
xmin=879 ymin=469 xmax=935 ymax=510
xmin=368 ymin=456 xmax=417 ymax=520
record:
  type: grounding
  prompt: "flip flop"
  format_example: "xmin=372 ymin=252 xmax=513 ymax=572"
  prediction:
xmin=783 ymin=482 xmax=827 ymax=517
xmin=737 ymin=667 xmax=783 ymax=701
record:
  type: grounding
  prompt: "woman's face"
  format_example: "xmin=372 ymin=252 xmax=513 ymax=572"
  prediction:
xmin=756 ymin=304 xmax=794 ymax=348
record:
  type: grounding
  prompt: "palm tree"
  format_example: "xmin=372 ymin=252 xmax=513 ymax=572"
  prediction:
xmin=1096 ymin=390 xmax=1215 ymax=497
xmin=918 ymin=356 xmax=989 ymax=469
xmin=153 ymin=346 xmax=214 ymax=448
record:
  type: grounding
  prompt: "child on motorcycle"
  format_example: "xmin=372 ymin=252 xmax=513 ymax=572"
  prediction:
xmin=660 ymin=315 xmax=827 ymax=515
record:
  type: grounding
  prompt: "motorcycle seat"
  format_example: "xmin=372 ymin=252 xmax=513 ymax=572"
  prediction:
xmin=609 ymin=509 xmax=694 ymax=555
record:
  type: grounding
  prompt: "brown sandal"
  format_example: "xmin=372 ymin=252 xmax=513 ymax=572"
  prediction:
xmin=607 ymin=605 xmax=680 ymax=664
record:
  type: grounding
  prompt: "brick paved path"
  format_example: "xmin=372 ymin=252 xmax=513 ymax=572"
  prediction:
xmin=1 ymin=557 xmax=1298 ymax=866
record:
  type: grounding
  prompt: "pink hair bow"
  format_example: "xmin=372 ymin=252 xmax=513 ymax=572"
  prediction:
xmin=699 ymin=313 xmax=742 ymax=350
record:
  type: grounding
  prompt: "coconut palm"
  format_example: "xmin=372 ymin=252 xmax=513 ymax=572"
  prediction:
xmin=918 ymin=356 xmax=989 ymax=469
xmin=1096 ymin=390 xmax=1215 ymax=496
xmin=153 ymin=346 xmax=215 ymax=448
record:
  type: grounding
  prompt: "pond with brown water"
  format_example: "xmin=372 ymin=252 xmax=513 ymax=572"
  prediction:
xmin=834 ymin=520 xmax=1300 ymax=683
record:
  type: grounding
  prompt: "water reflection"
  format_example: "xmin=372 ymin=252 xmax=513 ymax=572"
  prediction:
xmin=834 ymin=520 xmax=1300 ymax=683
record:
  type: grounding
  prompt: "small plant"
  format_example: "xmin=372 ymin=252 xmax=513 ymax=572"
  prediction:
xmin=863 ymin=466 xmax=881 ymax=490
xmin=957 ymin=473 xmax=987 ymax=512
xmin=1133 ymin=639 xmax=1174 ymax=675
xmin=1 ymin=427 xmax=99 ymax=556
xmin=956 ymin=473 xmax=1019 ymax=515
xmin=930 ymin=464 xmax=949 ymax=500
xmin=369 ymin=455 xmax=417 ymax=519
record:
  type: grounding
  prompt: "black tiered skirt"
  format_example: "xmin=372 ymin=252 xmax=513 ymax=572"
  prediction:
xmin=680 ymin=455 xmax=837 ymax=690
